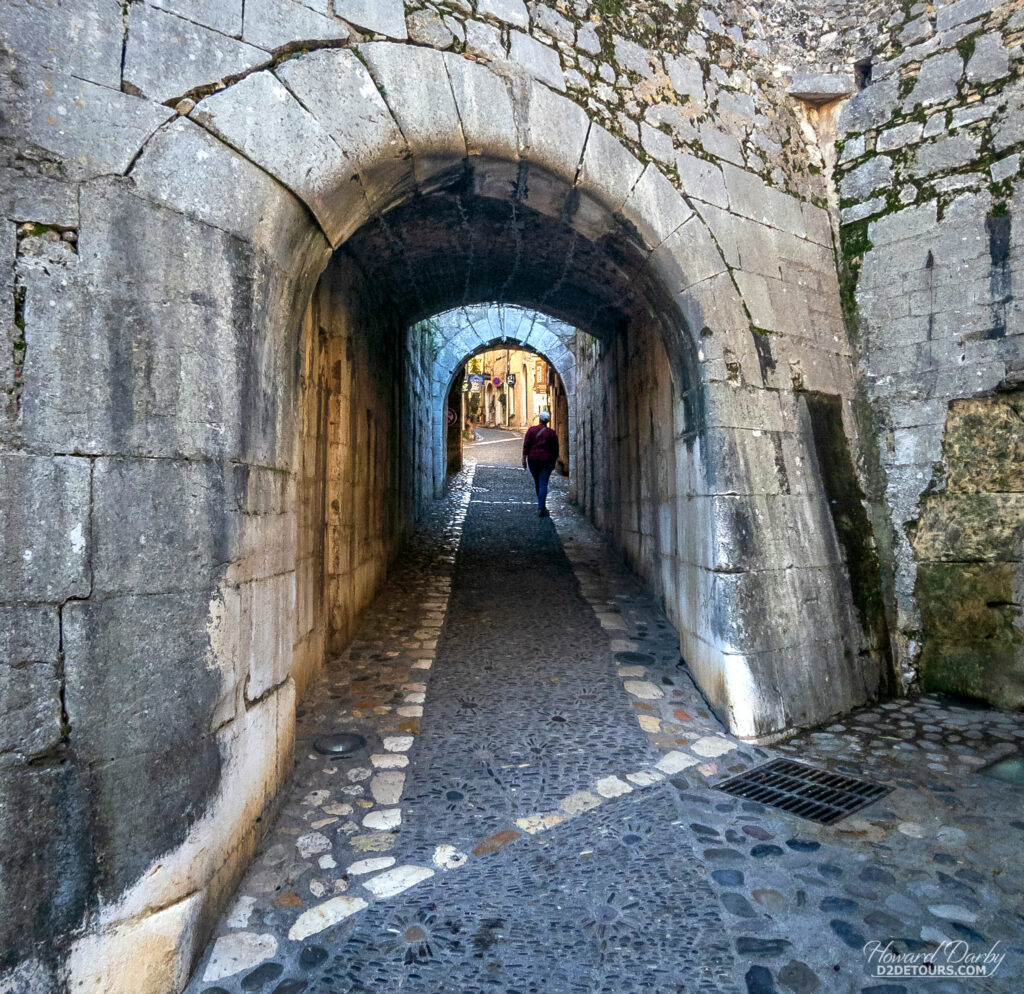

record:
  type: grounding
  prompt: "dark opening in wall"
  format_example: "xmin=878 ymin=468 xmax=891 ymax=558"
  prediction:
xmin=854 ymin=58 xmax=873 ymax=90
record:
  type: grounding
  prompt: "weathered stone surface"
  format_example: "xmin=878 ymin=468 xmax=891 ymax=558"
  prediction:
xmin=517 ymin=80 xmax=589 ymax=183
xmin=242 ymin=0 xmax=349 ymax=50
xmin=63 ymin=590 xmax=225 ymax=762
xmin=908 ymin=134 xmax=981 ymax=176
xmin=967 ymin=32 xmax=1010 ymax=83
xmin=620 ymin=164 xmax=693 ymax=249
xmin=787 ymin=72 xmax=854 ymax=102
xmin=129 ymin=117 xmax=325 ymax=271
xmin=6 ymin=63 xmax=174 ymax=180
xmin=360 ymin=43 xmax=465 ymax=178
xmin=151 ymin=0 xmax=242 ymax=35
xmin=192 ymin=70 xmax=351 ymax=242
xmin=0 ymin=169 xmax=79 ymax=229
xmin=92 ymin=458 xmax=234 ymax=596
xmin=0 ymin=605 xmax=62 ymax=762
xmin=840 ymin=156 xmax=892 ymax=202
xmin=677 ymin=151 xmax=729 ymax=208
xmin=274 ymin=47 xmax=408 ymax=223
xmin=243 ymin=572 xmax=297 ymax=700
xmin=509 ymin=31 xmax=565 ymax=90
xmin=407 ymin=8 xmax=454 ymax=48
xmin=936 ymin=0 xmax=1005 ymax=31
xmin=477 ymin=0 xmax=528 ymax=28
xmin=837 ymin=77 xmax=899 ymax=133
xmin=577 ymin=122 xmax=645 ymax=211
xmin=334 ymin=0 xmax=406 ymax=38
xmin=444 ymin=54 xmax=517 ymax=161
xmin=124 ymin=5 xmax=270 ymax=103
xmin=876 ymin=121 xmax=924 ymax=152
xmin=66 ymin=893 xmax=204 ymax=994
xmin=21 ymin=180 xmax=300 ymax=463
xmin=464 ymin=18 xmax=505 ymax=60
xmin=907 ymin=50 xmax=964 ymax=107
xmin=1 ymin=0 xmax=124 ymax=89
xmin=0 ymin=454 xmax=91 ymax=602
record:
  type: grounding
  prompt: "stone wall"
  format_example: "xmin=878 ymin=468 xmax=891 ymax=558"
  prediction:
xmin=0 ymin=1 xmax=952 ymax=989
xmin=834 ymin=0 xmax=1024 ymax=701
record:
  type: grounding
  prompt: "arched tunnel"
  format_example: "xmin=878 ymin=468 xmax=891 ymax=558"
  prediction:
xmin=1 ymin=39 xmax=901 ymax=994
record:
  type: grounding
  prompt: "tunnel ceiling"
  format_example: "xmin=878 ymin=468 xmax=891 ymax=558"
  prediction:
xmin=338 ymin=182 xmax=673 ymax=340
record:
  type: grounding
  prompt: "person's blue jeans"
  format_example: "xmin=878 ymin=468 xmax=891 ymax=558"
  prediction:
xmin=528 ymin=460 xmax=555 ymax=510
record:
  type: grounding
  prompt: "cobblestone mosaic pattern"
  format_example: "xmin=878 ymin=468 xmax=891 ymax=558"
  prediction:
xmin=188 ymin=456 xmax=1024 ymax=994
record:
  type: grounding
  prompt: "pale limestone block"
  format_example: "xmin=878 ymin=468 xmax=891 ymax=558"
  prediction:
xmin=509 ymin=30 xmax=565 ymax=90
xmin=369 ymin=771 xmax=405 ymax=805
xmin=67 ymin=893 xmax=204 ymax=994
xmin=560 ymin=791 xmax=602 ymax=814
xmin=443 ymin=54 xmax=518 ymax=160
xmin=124 ymin=5 xmax=269 ymax=103
xmin=649 ymin=215 xmax=729 ymax=295
xmin=362 ymin=865 xmax=434 ymax=898
xmin=625 ymin=770 xmax=665 ymax=786
xmin=370 ymin=753 xmax=408 ymax=769
xmin=620 ymin=164 xmax=693 ymax=250
xmin=243 ymin=572 xmax=296 ymax=701
xmin=287 ymin=897 xmax=367 ymax=942
xmin=655 ymin=750 xmax=701 ymax=774
xmin=18 ymin=70 xmax=173 ymax=181
xmin=191 ymin=71 xmax=351 ymax=243
xmin=362 ymin=809 xmax=402 ymax=830
xmin=676 ymin=150 xmax=729 ymax=208
xmin=335 ymin=0 xmax=406 ymax=38
xmin=617 ymin=665 xmax=646 ymax=677
xmin=477 ymin=0 xmax=528 ymax=27
xmin=274 ymin=47 xmax=409 ymax=226
xmin=433 ymin=844 xmax=469 ymax=868
xmin=623 ymin=679 xmax=665 ymax=700
xmin=243 ymin=0 xmax=349 ymax=50
xmin=202 ymin=930 xmax=277 ymax=983
xmin=360 ymin=43 xmax=465 ymax=187
xmin=516 ymin=80 xmax=589 ymax=184
xmin=2 ymin=0 xmax=124 ymax=89
xmin=594 ymin=776 xmax=633 ymax=798
xmin=129 ymin=118 xmax=325 ymax=273
xmin=346 ymin=857 xmax=395 ymax=875
xmin=465 ymin=18 xmax=505 ymax=60
xmin=514 ymin=812 xmax=566 ymax=834
xmin=577 ymin=122 xmax=645 ymax=213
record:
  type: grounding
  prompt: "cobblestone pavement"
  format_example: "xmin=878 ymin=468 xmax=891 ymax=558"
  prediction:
xmin=187 ymin=464 xmax=1024 ymax=994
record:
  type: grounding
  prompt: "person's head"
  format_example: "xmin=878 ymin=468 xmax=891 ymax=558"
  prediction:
xmin=539 ymin=411 xmax=551 ymax=424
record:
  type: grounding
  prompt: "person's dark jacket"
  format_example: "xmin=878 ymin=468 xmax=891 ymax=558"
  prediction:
xmin=523 ymin=424 xmax=559 ymax=465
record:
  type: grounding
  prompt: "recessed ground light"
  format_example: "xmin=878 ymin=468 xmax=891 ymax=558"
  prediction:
xmin=314 ymin=733 xmax=367 ymax=756
xmin=615 ymin=651 xmax=655 ymax=666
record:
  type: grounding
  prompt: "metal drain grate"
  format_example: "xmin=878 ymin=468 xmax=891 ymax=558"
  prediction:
xmin=714 ymin=758 xmax=891 ymax=825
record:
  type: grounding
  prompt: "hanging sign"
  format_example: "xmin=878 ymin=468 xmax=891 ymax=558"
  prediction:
xmin=468 ymin=373 xmax=485 ymax=392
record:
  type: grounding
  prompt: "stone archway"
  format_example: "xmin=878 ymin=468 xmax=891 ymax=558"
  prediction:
xmin=5 ymin=38 xmax=891 ymax=994
xmin=426 ymin=304 xmax=579 ymax=495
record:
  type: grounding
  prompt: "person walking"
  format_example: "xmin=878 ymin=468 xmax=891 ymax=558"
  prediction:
xmin=522 ymin=411 xmax=559 ymax=517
